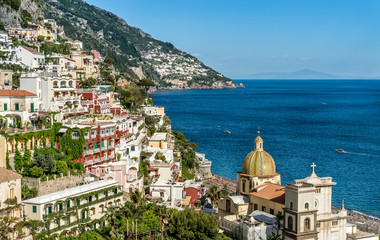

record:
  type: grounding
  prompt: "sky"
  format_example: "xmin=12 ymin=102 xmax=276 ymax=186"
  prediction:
xmin=85 ymin=0 xmax=380 ymax=78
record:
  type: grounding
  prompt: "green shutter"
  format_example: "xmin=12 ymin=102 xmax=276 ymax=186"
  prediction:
xmin=4 ymin=103 xmax=7 ymax=111
xmin=101 ymin=142 xmax=104 ymax=148
xmin=31 ymin=103 xmax=34 ymax=112
xmin=15 ymin=103 xmax=19 ymax=111
xmin=33 ymin=206 xmax=37 ymax=213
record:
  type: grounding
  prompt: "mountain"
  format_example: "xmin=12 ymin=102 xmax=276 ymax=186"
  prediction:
xmin=227 ymin=69 xmax=378 ymax=80
xmin=39 ymin=0 xmax=237 ymax=89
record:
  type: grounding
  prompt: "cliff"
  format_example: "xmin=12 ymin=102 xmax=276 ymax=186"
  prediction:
xmin=40 ymin=0 xmax=238 ymax=89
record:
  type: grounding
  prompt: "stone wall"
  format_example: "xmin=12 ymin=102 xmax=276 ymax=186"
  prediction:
xmin=23 ymin=173 xmax=84 ymax=196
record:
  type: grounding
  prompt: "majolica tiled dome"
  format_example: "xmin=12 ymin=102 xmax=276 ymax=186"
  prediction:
xmin=241 ymin=134 xmax=276 ymax=176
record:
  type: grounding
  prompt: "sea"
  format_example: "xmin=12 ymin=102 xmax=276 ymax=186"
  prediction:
xmin=153 ymin=80 xmax=380 ymax=217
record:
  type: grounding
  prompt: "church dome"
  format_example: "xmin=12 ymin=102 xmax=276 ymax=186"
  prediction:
xmin=241 ymin=134 xmax=276 ymax=176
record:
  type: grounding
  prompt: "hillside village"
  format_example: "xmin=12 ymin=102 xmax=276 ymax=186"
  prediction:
xmin=0 ymin=17 xmax=218 ymax=239
xmin=0 ymin=4 xmax=380 ymax=240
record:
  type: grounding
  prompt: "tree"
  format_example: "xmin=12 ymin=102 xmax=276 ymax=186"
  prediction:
xmin=21 ymin=184 xmax=38 ymax=200
xmin=34 ymin=154 xmax=55 ymax=174
xmin=14 ymin=147 xmax=23 ymax=172
xmin=0 ymin=216 xmax=17 ymax=239
xmin=23 ymin=148 xmax=32 ymax=166
xmin=268 ymin=212 xmax=285 ymax=240
xmin=136 ymin=79 xmax=156 ymax=96
xmin=206 ymin=185 xmax=221 ymax=216
xmin=80 ymin=77 xmax=97 ymax=88
xmin=15 ymin=219 xmax=44 ymax=240
xmin=154 ymin=205 xmax=169 ymax=240
xmin=167 ymin=208 xmax=219 ymax=240
xmin=55 ymin=161 xmax=69 ymax=174
xmin=104 ymin=56 xmax=114 ymax=65
xmin=28 ymin=166 xmax=44 ymax=178
xmin=78 ymin=231 xmax=104 ymax=240
xmin=129 ymin=189 xmax=144 ymax=206
xmin=104 ymin=205 xmax=122 ymax=240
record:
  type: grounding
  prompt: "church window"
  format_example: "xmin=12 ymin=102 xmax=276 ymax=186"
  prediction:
xmin=305 ymin=218 xmax=310 ymax=231
xmin=270 ymin=208 xmax=274 ymax=215
xmin=316 ymin=188 xmax=321 ymax=193
xmin=290 ymin=202 xmax=293 ymax=210
xmin=254 ymin=204 xmax=258 ymax=210
xmin=242 ymin=181 xmax=246 ymax=192
xmin=332 ymin=220 xmax=338 ymax=226
xmin=305 ymin=203 xmax=309 ymax=210
xmin=288 ymin=216 xmax=293 ymax=230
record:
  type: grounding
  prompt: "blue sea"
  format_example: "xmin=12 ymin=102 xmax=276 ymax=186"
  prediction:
xmin=153 ymin=80 xmax=380 ymax=217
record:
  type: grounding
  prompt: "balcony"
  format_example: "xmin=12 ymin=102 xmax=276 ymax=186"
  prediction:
xmin=93 ymin=157 xmax=101 ymax=163
xmin=82 ymin=100 xmax=93 ymax=105
xmin=101 ymin=156 xmax=107 ymax=161
xmin=108 ymin=144 xmax=114 ymax=149
xmin=84 ymin=150 xmax=93 ymax=156
xmin=93 ymin=148 xmax=100 ymax=153
xmin=84 ymin=160 xmax=94 ymax=166
xmin=101 ymin=146 xmax=107 ymax=151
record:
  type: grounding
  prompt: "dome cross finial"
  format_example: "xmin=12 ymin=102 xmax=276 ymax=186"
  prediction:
xmin=257 ymin=126 xmax=260 ymax=135
xmin=311 ymin=162 xmax=316 ymax=173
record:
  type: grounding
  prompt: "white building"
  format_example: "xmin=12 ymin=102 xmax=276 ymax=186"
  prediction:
xmin=16 ymin=46 xmax=45 ymax=70
xmin=283 ymin=163 xmax=347 ymax=240
xmin=149 ymin=181 xmax=184 ymax=206
xmin=0 ymin=31 xmax=19 ymax=65
xmin=23 ymin=180 xmax=123 ymax=234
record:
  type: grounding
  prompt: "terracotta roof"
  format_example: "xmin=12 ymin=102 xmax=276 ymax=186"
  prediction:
xmin=21 ymin=46 xmax=44 ymax=55
xmin=0 ymin=90 xmax=36 ymax=97
xmin=0 ymin=168 xmax=22 ymax=183
xmin=250 ymin=182 xmax=285 ymax=205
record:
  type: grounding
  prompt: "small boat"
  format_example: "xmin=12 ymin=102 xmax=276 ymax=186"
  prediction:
xmin=224 ymin=130 xmax=231 ymax=134
xmin=334 ymin=149 xmax=345 ymax=153
xmin=217 ymin=126 xmax=221 ymax=128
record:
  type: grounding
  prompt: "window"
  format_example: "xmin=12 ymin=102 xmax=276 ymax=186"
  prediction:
xmin=81 ymin=211 xmax=86 ymax=220
xmin=67 ymin=200 xmax=71 ymax=209
xmin=57 ymin=202 xmax=63 ymax=211
xmin=226 ymin=199 xmax=231 ymax=213
xmin=305 ymin=203 xmax=309 ymax=210
xmin=76 ymin=199 xmax=80 ymax=206
xmin=262 ymin=206 xmax=266 ymax=212
xmin=101 ymin=142 xmax=104 ymax=148
xmin=288 ymin=216 xmax=293 ymax=230
xmin=30 ymin=103 xmax=34 ymax=112
xmin=316 ymin=223 xmax=320 ymax=228
xmin=290 ymin=202 xmax=293 ymax=210
xmin=270 ymin=208 xmax=274 ymax=215
xmin=4 ymin=74 xmax=9 ymax=85
xmin=15 ymin=103 xmax=19 ymax=111
xmin=114 ymin=188 xmax=118 ymax=194
xmin=332 ymin=220 xmax=338 ymax=226
xmin=242 ymin=181 xmax=246 ymax=192
xmin=89 ymin=196 xmax=92 ymax=202
xmin=254 ymin=204 xmax=258 ymax=210
xmin=126 ymin=148 xmax=129 ymax=155
xmin=316 ymin=188 xmax=321 ymax=193
xmin=4 ymin=103 xmax=7 ymax=111
xmin=129 ymin=173 xmax=133 ymax=179
xmin=10 ymin=189 xmax=14 ymax=200
xmin=32 ymin=206 xmax=37 ymax=213
xmin=131 ymin=146 xmax=135 ymax=151
xmin=305 ymin=218 xmax=310 ymax=231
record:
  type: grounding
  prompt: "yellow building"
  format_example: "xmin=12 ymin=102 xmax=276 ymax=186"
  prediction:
xmin=219 ymin=132 xmax=285 ymax=218
xmin=0 ymin=168 xmax=22 ymax=219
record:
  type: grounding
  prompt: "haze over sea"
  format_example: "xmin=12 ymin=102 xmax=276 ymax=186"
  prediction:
xmin=154 ymin=80 xmax=380 ymax=217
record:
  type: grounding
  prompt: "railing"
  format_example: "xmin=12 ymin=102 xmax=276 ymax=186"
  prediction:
xmin=84 ymin=150 xmax=93 ymax=156
xmin=93 ymin=157 xmax=101 ymax=163
xmin=93 ymin=148 xmax=100 ymax=153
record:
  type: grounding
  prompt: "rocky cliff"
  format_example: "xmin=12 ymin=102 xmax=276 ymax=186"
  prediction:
xmin=0 ymin=0 xmax=238 ymax=89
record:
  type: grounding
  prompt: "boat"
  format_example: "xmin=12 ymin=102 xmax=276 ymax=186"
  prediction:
xmin=224 ymin=130 xmax=231 ymax=134
xmin=217 ymin=126 xmax=221 ymax=128
xmin=334 ymin=149 xmax=345 ymax=153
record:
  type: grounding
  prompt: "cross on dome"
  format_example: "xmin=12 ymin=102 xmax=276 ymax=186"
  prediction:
xmin=311 ymin=162 xmax=316 ymax=173
xmin=257 ymin=126 xmax=260 ymax=135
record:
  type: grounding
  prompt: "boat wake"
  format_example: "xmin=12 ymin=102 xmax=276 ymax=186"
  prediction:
xmin=343 ymin=151 xmax=379 ymax=157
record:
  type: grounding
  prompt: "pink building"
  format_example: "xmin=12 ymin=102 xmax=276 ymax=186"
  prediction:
xmin=91 ymin=159 xmax=143 ymax=193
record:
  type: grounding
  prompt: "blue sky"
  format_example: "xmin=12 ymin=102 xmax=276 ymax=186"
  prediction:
xmin=85 ymin=0 xmax=380 ymax=77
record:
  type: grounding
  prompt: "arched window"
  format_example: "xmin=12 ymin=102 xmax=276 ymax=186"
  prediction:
xmin=305 ymin=203 xmax=309 ymax=210
xmin=288 ymin=216 xmax=293 ymax=230
xmin=305 ymin=218 xmax=310 ymax=231
xmin=290 ymin=202 xmax=293 ymax=210
xmin=242 ymin=181 xmax=246 ymax=192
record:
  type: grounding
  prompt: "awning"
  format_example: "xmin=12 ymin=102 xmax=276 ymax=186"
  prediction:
xmin=182 ymin=196 xmax=192 ymax=207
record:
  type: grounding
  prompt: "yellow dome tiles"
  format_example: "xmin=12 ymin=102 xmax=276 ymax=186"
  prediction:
xmin=241 ymin=134 xmax=277 ymax=176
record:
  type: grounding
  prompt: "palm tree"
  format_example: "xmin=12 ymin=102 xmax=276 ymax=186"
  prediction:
xmin=154 ymin=205 xmax=169 ymax=240
xmin=15 ymin=219 xmax=44 ymax=240
xmin=105 ymin=205 xmax=122 ymax=239
xmin=205 ymin=185 xmax=221 ymax=216
xmin=122 ymin=201 xmax=134 ymax=239
xmin=129 ymin=189 xmax=144 ymax=206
